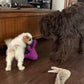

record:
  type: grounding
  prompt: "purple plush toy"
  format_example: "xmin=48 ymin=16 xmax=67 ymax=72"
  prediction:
xmin=24 ymin=39 xmax=38 ymax=60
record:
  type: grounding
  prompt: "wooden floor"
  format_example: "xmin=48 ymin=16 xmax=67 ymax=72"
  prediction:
xmin=0 ymin=39 xmax=84 ymax=84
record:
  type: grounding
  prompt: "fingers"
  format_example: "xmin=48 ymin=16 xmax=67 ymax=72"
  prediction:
xmin=48 ymin=66 xmax=60 ymax=73
xmin=48 ymin=70 xmax=58 ymax=73
xmin=51 ymin=66 xmax=59 ymax=70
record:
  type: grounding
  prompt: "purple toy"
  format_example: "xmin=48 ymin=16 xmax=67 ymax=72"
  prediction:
xmin=24 ymin=39 xmax=38 ymax=60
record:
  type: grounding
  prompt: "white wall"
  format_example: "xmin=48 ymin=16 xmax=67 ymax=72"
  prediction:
xmin=52 ymin=0 xmax=65 ymax=11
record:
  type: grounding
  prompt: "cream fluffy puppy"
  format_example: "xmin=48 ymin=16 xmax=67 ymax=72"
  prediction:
xmin=5 ymin=33 xmax=32 ymax=71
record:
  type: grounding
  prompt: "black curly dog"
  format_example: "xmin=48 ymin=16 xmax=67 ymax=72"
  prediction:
xmin=39 ymin=2 xmax=84 ymax=63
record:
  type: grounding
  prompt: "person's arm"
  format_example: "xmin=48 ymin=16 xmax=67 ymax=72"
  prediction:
xmin=68 ymin=0 xmax=71 ymax=7
xmin=64 ymin=0 xmax=71 ymax=8
xmin=64 ymin=0 xmax=67 ymax=8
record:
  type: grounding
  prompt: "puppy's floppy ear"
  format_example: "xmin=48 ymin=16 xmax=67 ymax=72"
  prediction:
xmin=22 ymin=35 xmax=30 ymax=43
xmin=23 ymin=35 xmax=29 ymax=39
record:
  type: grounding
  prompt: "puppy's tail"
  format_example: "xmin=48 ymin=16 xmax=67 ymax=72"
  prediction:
xmin=5 ymin=39 xmax=12 ymax=47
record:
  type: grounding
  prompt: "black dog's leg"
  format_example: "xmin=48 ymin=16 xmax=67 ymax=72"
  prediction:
xmin=51 ymin=37 xmax=80 ymax=63
xmin=80 ymin=37 xmax=84 ymax=54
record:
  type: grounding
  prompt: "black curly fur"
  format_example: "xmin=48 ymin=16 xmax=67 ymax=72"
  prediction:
xmin=39 ymin=2 xmax=84 ymax=63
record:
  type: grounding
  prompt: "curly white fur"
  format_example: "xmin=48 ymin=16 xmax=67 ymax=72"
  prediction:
xmin=5 ymin=33 xmax=32 ymax=71
xmin=48 ymin=66 xmax=71 ymax=84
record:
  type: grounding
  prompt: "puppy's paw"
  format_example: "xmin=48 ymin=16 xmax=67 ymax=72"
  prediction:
xmin=18 ymin=66 xmax=25 ymax=71
xmin=5 ymin=67 xmax=11 ymax=71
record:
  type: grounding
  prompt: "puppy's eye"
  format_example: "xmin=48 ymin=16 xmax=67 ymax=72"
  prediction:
xmin=29 ymin=39 xmax=31 ymax=41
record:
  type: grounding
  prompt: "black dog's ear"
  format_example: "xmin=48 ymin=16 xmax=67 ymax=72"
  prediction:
xmin=39 ymin=15 xmax=53 ymax=39
xmin=39 ymin=11 xmax=61 ymax=40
